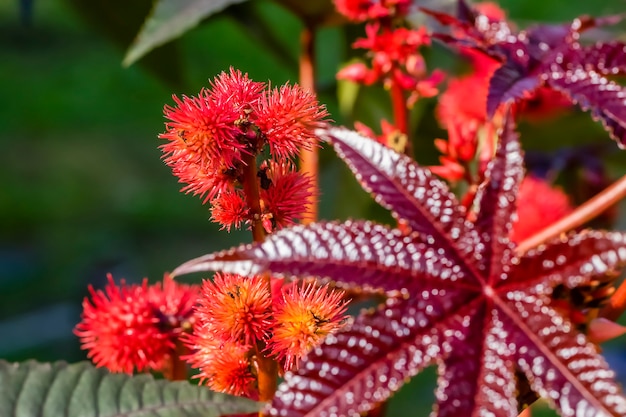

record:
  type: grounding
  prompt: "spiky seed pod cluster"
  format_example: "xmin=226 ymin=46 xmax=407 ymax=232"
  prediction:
xmin=160 ymin=68 xmax=329 ymax=233
xmin=75 ymin=274 xmax=198 ymax=374
xmin=183 ymin=273 xmax=349 ymax=397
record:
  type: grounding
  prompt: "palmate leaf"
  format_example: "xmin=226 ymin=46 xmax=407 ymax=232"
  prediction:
xmin=0 ymin=360 xmax=260 ymax=417
xmin=543 ymin=44 xmax=626 ymax=148
xmin=172 ymin=220 xmax=471 ymax=294
xmin=326 ymin=128 xmax=469 ymax=242
xmin=173 ymin=117 xmax=626 ymax=416
xmin=429 ymin=1 xmax=626 ymax=147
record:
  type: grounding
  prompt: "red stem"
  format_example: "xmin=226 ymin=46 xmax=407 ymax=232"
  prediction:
xmin=163 ymin=341 xmax=188 ymax=381
xmin=242 ymin=153 xmax=267 ymax=243
xmin=241 ymin=152 xmax=277 ymax=403
xmin=516 ymin=173 xmax=626 ymax=254
xmin=298 ymin=23 xmax=318 ymax=225
xmin=390 ymin=78 xmax=411 ymax=156
xmin=255 ymin=342 xmax=279 ymax=402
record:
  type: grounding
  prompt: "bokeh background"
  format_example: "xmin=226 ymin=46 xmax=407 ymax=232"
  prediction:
xmin=2 ymin=0 xmax=626 ymax=415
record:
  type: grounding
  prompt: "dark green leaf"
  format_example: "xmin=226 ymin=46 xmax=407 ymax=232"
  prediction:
xmin=123 ymin=0 xmax=249 ymax=66
xmin=0 ymin=360 xmax=261 ymax=417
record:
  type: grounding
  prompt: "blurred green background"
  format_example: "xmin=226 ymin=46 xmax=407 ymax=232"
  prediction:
xmin=2 ymin=0 xmax=626 ymax=415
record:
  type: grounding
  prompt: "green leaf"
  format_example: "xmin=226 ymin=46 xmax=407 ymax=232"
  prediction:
xmin=123 ymin=0 xmax=249 ymax=67
xmin=337 ymin=76 xmax=361 ymax=118
xmin=0 ymin=360 xmax=261 ymax=417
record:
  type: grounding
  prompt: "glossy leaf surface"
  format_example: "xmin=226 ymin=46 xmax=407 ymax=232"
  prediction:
xmin=428 ymin=1 xmax=626 ymax=147
xmin=0 ymin=360 xmax=261 ymax=417
xmin=173 ymin=118 xmax=626 ymax=416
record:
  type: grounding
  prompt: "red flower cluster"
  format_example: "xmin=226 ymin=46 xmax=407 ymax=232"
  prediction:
xmin=432 ymin=53 xmax=501 ymax=182
xmin=334 ymin=0 xmax=411 ymax=22
xmin=184 ymin=273 xmax=349 ymax=397
xmin=335 ymin=0 xmax=443 ymax=109
xmin=338 ymin=23 xmax=443 ymax=105
xmin=510 ymin=175 xmax=574 ymax=244
xmin=160 ymin=68 xmax=328 ymax=232
xmin=75 ymin=274 xmax=198 ymax=374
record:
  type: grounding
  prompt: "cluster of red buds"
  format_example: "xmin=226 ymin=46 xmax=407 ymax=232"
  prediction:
xmin=335 ymin=0 xmax=444 ymax=110
xmin=159 ymin=68 xmax=329 ymax=233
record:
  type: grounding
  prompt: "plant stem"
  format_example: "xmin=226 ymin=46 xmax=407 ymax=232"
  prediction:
xmin=299 ymin=23 xmax=315 ymax=92
xmin=164 ymin=341 xmax=188 ymax=381
xmin=242 ymin=153 xmax=267 ymax=242
xmin=298 ymin=22 xmax=318 ymax=225
xmin=390 ymin=79 xmax=411 ymax=157
xmin=255 ymin=342 xmax=279 ymax=402
xmin=516 ymin=173 xmax=626 ymax=254
xmin=241 ymin=152 xmax=278 ymax=403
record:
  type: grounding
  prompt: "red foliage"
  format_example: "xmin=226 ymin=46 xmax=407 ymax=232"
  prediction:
xmin=429 ymin=0 xmax=626 ymax=146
